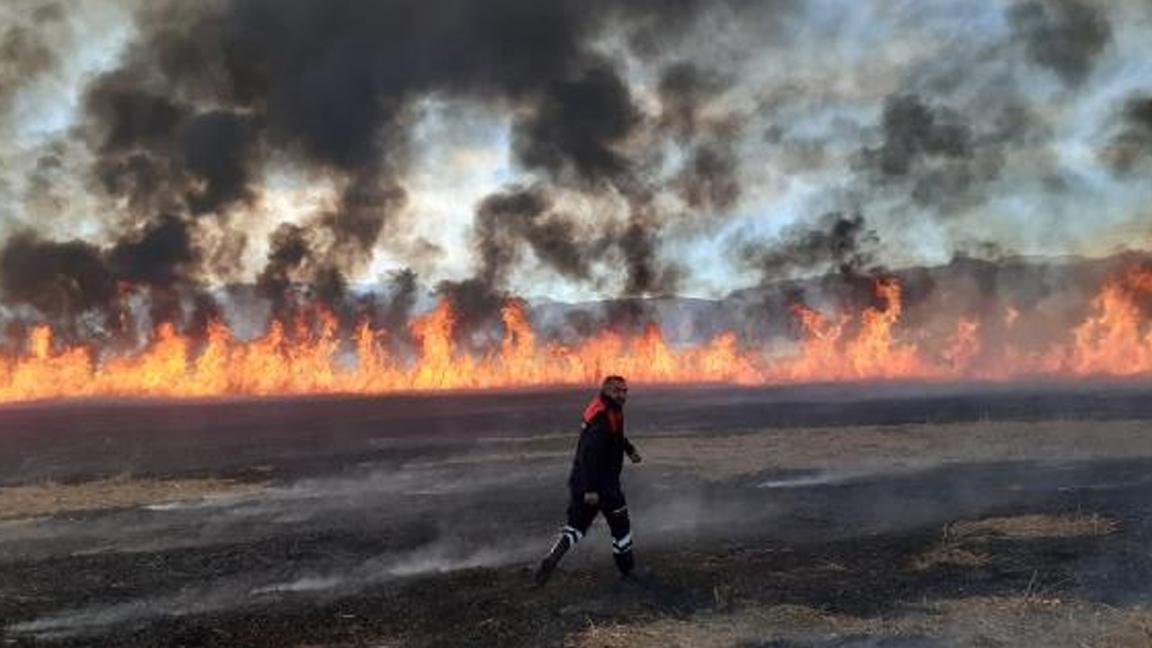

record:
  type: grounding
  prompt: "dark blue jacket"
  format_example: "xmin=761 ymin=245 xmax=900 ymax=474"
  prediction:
xmin=568 ymin=394 xmax=635 ymax=497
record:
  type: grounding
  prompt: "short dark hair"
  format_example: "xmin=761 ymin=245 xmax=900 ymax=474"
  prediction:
xmin=601 ymin=375 xmax=627 ymax=389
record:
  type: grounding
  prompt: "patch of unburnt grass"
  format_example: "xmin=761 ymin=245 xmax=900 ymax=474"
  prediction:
xmin=0 ymin=474 xmax=266 ymax=519
xmin=946 ymin=513 xmax=1118 ymax=541
xmin=911 ymin=512 xmax=1118 ymax=571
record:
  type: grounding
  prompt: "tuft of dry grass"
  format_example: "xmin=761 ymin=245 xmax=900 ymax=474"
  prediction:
xmin=914 ymin=512 xmax=1116 ymax=572
xmin=912 ymin=544 xmax=991 ymax=570
xmin=0 ymin=475 xmax=264 ymax=520
xmin=947 ymin=513 xmax=1118 ymax=541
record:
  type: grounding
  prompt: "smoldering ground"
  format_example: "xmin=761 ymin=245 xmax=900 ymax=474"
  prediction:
xmin=7 ymin=383 xmax=1152 ymax=645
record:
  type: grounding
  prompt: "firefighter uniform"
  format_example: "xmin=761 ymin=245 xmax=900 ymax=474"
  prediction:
xmin=536 ymin=393 xmax=637 ymax=584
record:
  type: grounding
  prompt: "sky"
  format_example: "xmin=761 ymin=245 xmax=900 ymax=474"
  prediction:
xmin=0 ymin=0 xmax=1150 ymax=307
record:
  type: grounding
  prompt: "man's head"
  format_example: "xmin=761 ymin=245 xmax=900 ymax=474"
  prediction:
xmin=601 ymin=375 xmax=628 ymax=406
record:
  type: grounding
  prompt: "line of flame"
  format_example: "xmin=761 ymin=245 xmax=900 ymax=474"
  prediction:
xmin=3 ymin=266 xmax=1152 ymax=403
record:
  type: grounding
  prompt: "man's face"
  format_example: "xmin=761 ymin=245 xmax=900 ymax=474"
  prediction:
xmin=604 ymin=380 xmax=628 ymax=406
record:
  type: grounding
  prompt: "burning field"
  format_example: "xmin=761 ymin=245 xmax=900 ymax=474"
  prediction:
xmin=6 ymin=258 xmax=1152 ymax=402
xmin=3 ymin=0 xmax=1152 ymax=645
xmin=0 ymin=0 xmax=1150 ymax=405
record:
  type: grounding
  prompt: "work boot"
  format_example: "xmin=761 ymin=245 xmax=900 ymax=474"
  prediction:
xmin=613 ymin=549 xmax=634 ymax=577
xmin=534 ymin=535 xmax=572 ymax=586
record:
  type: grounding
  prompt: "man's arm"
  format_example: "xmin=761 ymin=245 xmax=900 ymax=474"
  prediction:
xmin=623 ymin=436 xmax=641 ymax=463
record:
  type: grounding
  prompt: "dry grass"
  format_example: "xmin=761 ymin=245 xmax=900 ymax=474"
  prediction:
xmin=0 ymin=475 xmax=264 ymax=520
xmin=567 ymin=596 xmax=1152 ymax=648
xmin=927 ymin=596 xmax=1152 ymax=648
xmin=947 ymin=513 xmax=1119 ymax=541
xmin=911 ymin=544 xmax=991 ymax=570
xmin=913 ymin=512 xmax=1116 ymax=571
xmin=641 ymin=419 xmax=1152 ymax=481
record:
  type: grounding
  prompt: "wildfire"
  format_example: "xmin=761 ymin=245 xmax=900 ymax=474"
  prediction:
xmin=771 ymin=277 xmax=926 ymax=381
xmin=3 ymin=266 xmax=1152 ymax=404
xmin=1058 ymin=265 xmax=1152 ymax=375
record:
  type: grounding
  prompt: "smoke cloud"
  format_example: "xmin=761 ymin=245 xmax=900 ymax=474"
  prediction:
xmin=0 ymin=0 xmax=1147 ymax=344
xmin=1104 ymin=95 xmax=1152 ymax=174
xmin=1010 ymin=0 xmax=1113 ymax=87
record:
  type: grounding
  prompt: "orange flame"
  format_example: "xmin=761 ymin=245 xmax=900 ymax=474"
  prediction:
xmin=770 ymin=278 xmax=925 ymax=381
xmin=944 ymin=318 xmax=981 ymax=374
xmin=1059 ymin=266 xmax=1152 ymax=375
xmin=4 ymin=266 xmax=1152 ymax=403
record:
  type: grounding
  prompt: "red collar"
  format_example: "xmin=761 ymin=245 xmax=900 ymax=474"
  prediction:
xmin=582 ymin=394 xmax=623 ymax=434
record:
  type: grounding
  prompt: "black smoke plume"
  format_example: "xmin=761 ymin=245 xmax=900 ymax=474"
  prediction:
xmin=377 ymin=268 xmax=419 ymax=338
xmin=745 ymin=212 xmax=879 ymax=284
xmin=1104 ymin=95 xmax=1152 ymax=174
xmin=675 ymin=142 xmax=742 ymax=213
xmin=46 ymin=0 xmax=727 ymax=338
xmin=863 ymin=95 xmax=971 ymax=179
xmin=474 ymin=185 xmax=591 ymax=287
xmin=657 ymin=62 xmax=729 ymax=138
xmin=513 ymin=62 xmax=641 ymax=184
xmin=0 ymin=233 xmax=115 ymax=324
xmin=1010 ymin=0 xmax=1112 ymax=88
xmin=4 ymin=0 xmax=1139 ymax=356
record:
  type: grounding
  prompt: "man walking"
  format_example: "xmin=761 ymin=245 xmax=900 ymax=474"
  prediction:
xmin=535 ymin=375 xmax=641 ymax=585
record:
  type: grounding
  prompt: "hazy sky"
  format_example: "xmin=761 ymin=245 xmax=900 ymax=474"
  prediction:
xmin=1 ymin=0 xmax=1150 ymax=303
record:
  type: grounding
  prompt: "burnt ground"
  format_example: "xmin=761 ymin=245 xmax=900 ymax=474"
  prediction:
xmin=4 ymin=381 xmax=1152 ymax=646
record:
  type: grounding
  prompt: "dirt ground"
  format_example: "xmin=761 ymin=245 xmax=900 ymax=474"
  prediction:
xmin=3 ymin=382 xmax=1152 ymax=646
